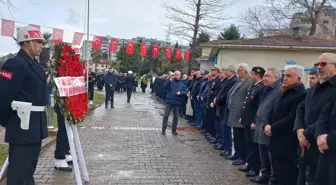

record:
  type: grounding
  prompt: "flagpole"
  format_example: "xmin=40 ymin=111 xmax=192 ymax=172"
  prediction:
xmin=86 ymin=0 xmax=90 ymax=95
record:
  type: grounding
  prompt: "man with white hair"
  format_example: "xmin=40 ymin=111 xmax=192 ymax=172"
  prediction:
xmin=264 ymin=65 xmax=307 ymax=185
xmin=224 ymin=63 xmax=252 ymax=166
xmin=251 ymin=68 xmax=282 ymax=184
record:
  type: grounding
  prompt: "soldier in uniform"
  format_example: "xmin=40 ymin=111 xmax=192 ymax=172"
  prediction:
xmin=0 ymin=26 xmax=48 ymax=184
xmin=125 ymin=71 xmax=135 ymax=103
xmin=104 ymin=67 xmax=118 ymax=108
xmin=238 ymin=67 xmax=266 ymax=177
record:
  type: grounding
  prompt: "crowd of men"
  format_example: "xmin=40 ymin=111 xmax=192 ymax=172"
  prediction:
xmin=152 ymin=53 xmax=336 ymax=185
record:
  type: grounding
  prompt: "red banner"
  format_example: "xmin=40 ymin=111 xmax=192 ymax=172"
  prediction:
xmin=152 ymin=45 xmax=160 ymax=57
xmin=1 ymin=19 xmax=15 ymax=37
xmin=165 ymin=47 xmax=171 ymax=59
xmin=140 ymin=43 xmax=147 ymax=57
xmin=126 ymin=42 xmax=134 ymax=55
xmin=72 ymin=32 xmax=83 ymax=46
xmin=52 ymin=28 xmax=64 ymax=45
xmin=29 ymin=24 xmax=41 ymax=30
xmin=92 ymin=36 xmax=103 ymax=50
xmin=175 ymin=48 xmax=182 ymax=60
xmin=184 ymin=50 xmax=190 ymax=61
xmin=109 ymin=38 xmax=119 ymax=52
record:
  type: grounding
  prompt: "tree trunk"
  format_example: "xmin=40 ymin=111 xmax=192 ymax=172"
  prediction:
xmin=309 ymin=19 xmax=317 ymax=36
xmin=190 ymin=0 xmax=201 ymax=70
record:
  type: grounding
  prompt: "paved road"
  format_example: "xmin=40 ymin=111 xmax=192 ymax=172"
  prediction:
xmin=26 ymin=90 xmax=254 ymax=185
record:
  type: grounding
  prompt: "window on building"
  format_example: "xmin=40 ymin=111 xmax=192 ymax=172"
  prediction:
xmin=323 ymin=20 xmax=329 ymax=24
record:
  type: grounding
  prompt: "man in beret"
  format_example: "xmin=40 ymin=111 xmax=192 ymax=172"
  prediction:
xmin=238 ymin=66 xmax=266 ymax=177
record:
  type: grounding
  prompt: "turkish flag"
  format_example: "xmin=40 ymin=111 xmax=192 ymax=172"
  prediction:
xmin=72 ymin=32 xmax=83 ymax=46
xmin=184 ymin=50 xmax=190 ymax=61
xmin=29 ymin=24 xmax=41 ymax=30
xmin=140 ymin=43 xmax=147 ymax=57
xmin=1 ymin=19 xmax=15 ymax=37
xmin=175 ymin=48 xmax=182 ymax=60
xmin=126 ymin=42 xmax=134 ymax=55
xmin=52 ymin=28 xmax=64 ymax=45
xmin=152 ymin=45 xmax=160 ymax=57
xmin=109 ymin=38 xmax=119 ymax=52
xmin=92 ymin=36 xmax=103 ymax=50
xmin=165 ymin=47 xmax=171 ymax=59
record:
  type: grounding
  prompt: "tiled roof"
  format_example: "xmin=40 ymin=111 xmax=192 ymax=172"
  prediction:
xmin=201 ymin=35 xmax=336 ymax=48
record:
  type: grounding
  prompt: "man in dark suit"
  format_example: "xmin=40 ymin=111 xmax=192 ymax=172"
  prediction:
xmin=125 ymin=71 xmax=135 ymax=103
xmin=238 ymin=67 xmax=266 ymax=177
xmin=104 ymin=68 xmax=118 ymax=108
xmin=216 ymin=65 xmax=238 ymax=157
xmin=265 ymin=65 xmax=306 ymax=185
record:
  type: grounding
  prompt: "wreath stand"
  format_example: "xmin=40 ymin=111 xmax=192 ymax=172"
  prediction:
xmin=65 ymin=121 xmax=89 ymax=185
xmin=0 ymin=122 xmax=89 ymax=185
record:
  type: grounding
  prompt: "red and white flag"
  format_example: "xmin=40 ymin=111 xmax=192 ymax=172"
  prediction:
xmin=152 ymin=45 xmax=160 ymax=57
xmin=109 ymin=38 xmax=119 ymax=52
xmin=72 ymin=32 xmax=83 ymax=46
xmin=126 ymin=42 xmax=134 ymax=55
xmin=184 ymin=50 xmax=191 ymax=61
xmin=1 ymin=19 xmax=15 ymax=37
xmin=52 ymin=28 xmax=64 ymax=45
xmin=29 ymin=24 xmax=41 ymax=30
xmin=92 ymin=36 xmax=103 ymax=50
xmin=165 ymin=47 xmax=171 ymax=59
xmin=175 ymin=48 xmax=182 ymax=60
xmin=140 ymin=43 xmax=147 ymax=57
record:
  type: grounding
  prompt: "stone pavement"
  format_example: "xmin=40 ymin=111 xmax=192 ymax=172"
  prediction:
xmin=21 ymin=89 xmax=254 ymax=185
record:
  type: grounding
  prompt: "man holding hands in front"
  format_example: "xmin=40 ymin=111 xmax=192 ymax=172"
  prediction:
xmin=161 ymin=71 xmax=187 ymax=136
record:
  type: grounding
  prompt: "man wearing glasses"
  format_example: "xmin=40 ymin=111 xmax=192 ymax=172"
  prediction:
xmin=294 ymin=53 xmax=336 ymax=185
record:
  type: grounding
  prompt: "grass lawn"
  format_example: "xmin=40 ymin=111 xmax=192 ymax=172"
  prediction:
xmin=46 ymin=92 xmax=105 ymax=128
xmin=0 ymin=144 xmax=8 ymax=166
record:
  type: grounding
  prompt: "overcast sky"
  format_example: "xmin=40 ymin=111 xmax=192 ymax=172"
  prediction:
xmin=0 ymin=0 xmax=264 ymax=56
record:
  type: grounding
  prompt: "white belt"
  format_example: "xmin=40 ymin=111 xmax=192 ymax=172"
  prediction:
xmin=31 ymin=106 xmax=45 ymax=112
xmin=11 ymin=101 xmax=45 ymax=130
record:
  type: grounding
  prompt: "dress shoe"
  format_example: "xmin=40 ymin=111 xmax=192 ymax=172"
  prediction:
xmin=238 ymin=166 xmax=250 ymax=172
xmin=245 ymin=170 xmax=258 ymax=177
xmin=161 ymin=131 xmax=166 ymax=135
xmin=226 ymin=155 xmax=238 ymax=160
xmin=250 ymin=175 xmax=270 ymax=184
xmin=209 ymin=138 xmax=217 ymax=144
xmin=172 ymin=131 xmax=178 ymax=136
xmin=213 ymin=144 xmax=224 ymax=150
xmin=232 ymin=159 xmax=246 ymax=165
xmin=220 ymin=151 xmax=231 ymax=157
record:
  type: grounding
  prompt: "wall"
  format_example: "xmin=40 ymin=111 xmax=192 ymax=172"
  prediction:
xmin=216 ymin=48 xmax=328 ymax=69
xmin=201 ymin=46 xmax=212 ymax=57
xmin=200 ymin=60 xmax=213 ymax=71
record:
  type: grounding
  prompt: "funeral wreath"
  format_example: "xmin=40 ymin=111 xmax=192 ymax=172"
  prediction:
xmin=48 ymin=42 xmax=88 ymax=124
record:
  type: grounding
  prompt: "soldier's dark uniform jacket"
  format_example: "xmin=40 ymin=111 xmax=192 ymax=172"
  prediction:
xmin=0 ymin=49 xmax=48 ymax=144
xmin=240 ymin=80 xmax=265 ymax=127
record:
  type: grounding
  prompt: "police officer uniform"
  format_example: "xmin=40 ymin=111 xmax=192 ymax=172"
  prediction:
xmin=0 ymin=26 xmax=48 ymax=184
xmin=238 ymin=66 xmax=266 ymax=177
xmin=104 ymin=68 xmax=118 ymax=108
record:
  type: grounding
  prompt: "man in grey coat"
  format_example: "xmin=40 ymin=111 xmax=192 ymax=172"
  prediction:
xmin=225 ymin=63 xmax=252 ymax=166
xmin=250 ymin=68 xmax=282 ymax=185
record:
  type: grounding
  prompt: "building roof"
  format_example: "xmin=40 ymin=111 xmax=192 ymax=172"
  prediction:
xmin=200 ymin=35 xmax=336 ymax=49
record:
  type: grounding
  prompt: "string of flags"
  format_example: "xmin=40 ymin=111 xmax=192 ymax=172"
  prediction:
xmin=0 ymin=18 xmax=191 ymax=61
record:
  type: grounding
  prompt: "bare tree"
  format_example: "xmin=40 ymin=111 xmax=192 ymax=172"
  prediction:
xmin=163 ymin=0 xmax=234 ymax=61
xmin=239 ymin=5 xmax=289 ymax=37
xmin=0 ymin=0 xmax=37 ymax=18
xmin=264 ymin=0 xmax=329 ymax=35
